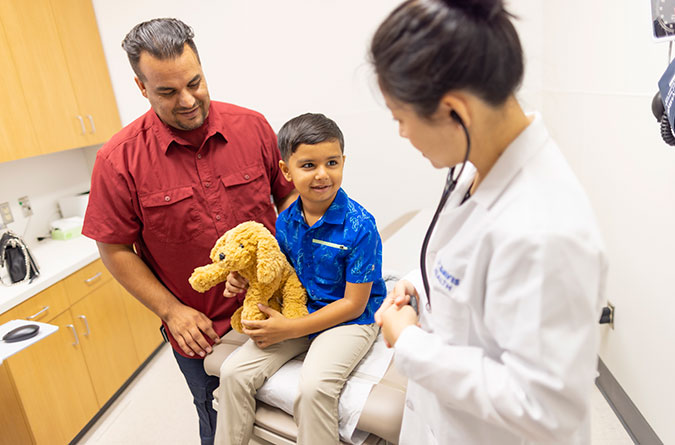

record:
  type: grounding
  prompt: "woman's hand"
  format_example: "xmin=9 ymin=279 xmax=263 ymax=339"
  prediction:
xmin=223 ymin=271 xmax=248 ymax=298
xmin=375 ymin=279 xmax=419 ymax=326
xmin=380 ymin=303 xmax=418 ymax=347
xmin=241 ymin=304 xmax=295 ymax=349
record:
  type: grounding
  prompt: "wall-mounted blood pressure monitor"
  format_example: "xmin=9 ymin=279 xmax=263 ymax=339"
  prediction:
xmin=652 ymin=0 xmax=675 ymax=41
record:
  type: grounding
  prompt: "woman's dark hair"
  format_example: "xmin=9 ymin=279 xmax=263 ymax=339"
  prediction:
xmin=122 ymin=18 xmax=200 ymax=80
xmin=370 ymin=0 xmax=523 ymax=117
xmin=277 ymin=113 xmax=345 ymax=162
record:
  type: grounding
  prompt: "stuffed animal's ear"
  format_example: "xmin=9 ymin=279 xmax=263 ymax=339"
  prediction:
xmin=256 ymin=234 xmax=285 ymax=284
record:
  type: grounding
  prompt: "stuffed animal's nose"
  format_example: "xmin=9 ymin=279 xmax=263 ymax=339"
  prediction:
xmin=219 ymin=253 xmax=225 ymax=260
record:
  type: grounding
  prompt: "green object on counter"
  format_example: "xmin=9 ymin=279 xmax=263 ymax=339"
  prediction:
xmin=51 ymin=226 xmax=81 ymax=240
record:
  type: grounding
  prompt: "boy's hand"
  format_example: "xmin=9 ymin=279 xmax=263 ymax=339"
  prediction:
xmin=241 ymin=304 xmax=294 ymax=349
xmin=224 ymin=271 xmax=248 ymax=298
xmin=375 ymin=279 xmax=419 ymax=326
xmin=380 ymin=303 xmax=418 ymax=348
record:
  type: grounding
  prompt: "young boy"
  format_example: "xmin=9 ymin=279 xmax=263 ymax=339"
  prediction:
xmin=215 ymin=113 xmax=386 ymax=445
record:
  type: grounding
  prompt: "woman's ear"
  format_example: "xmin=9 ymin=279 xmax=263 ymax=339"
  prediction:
xmin=279 ymin=160 xmax=292 ymax=182
xmin=438 ymin=93 xmax=470 ymax=128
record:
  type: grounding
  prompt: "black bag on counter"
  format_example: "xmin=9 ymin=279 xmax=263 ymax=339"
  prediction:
xmin=0 ymin=231 xmax=40 ymax=285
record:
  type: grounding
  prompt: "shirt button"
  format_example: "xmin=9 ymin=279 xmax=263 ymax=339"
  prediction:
xmin=197 ymin=154 xmax=202 ymax=159
xmin=164 ymin=196 xmax=170 ymax=202
xmin=244 ymin=174 xmax=250 ymax=180
xmin=406 ymin=400 xmax=414 ymax=410
xmin=215 ymin=214 xmax=221 ymax=221
xmin=205 ymin=182 xmax=211 ymax=188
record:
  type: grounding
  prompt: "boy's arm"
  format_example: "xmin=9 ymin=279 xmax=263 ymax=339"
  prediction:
xmin=242 ymin=281 xmax=372 ymax=348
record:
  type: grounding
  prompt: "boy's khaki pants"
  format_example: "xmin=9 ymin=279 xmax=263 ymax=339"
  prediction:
xmin=215 ymin=323 xmax=379 ymax=445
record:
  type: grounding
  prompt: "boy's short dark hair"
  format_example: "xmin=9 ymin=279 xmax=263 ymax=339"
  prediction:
xmin=277 ymin=113 xmax=344 ymax=161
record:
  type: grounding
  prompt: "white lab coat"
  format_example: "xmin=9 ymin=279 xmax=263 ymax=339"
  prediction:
xmin=394 ymin=114 xmax=607 ymax=445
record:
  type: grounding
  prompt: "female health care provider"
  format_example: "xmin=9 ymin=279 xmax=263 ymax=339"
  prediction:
xmin=371 ymin=1 xmax=608 ymax=444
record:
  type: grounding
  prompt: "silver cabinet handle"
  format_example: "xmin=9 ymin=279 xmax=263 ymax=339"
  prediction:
xmin=67 ymin=324 xmax=79 ymax=345
xmin=78 ymin=315 xmax=91 ymax=336
xmin=76 ymin=115 xmax=86 ymax=134
xmin=86 ymin=114 xmax=96 ymax=134
xmin=26 ymin=306 xmax=49 ymax=320
xmin=84 ymin=272 xmax=102 ymax=284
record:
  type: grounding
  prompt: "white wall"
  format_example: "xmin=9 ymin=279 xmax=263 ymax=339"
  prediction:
xmin=537 ymin=1 xmax=674 ymax=443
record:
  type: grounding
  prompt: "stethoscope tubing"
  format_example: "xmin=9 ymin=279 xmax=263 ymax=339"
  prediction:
xmin=419 ymin=119 xmax=471 ymax=311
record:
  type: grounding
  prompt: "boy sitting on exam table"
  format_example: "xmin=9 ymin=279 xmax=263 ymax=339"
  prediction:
xmin=215 ymin=112 xmax=386 ymax=445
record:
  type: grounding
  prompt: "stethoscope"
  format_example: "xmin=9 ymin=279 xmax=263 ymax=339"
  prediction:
xmin=419 ymin=111 xmax=471 ymax=311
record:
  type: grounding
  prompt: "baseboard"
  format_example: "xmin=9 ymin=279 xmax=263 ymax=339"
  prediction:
xmin=595 ymin=358 xmax=662 ymax=445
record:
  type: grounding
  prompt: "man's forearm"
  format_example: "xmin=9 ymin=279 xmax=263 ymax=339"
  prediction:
xmin=96 ymin=241 xmax=181 ymax=322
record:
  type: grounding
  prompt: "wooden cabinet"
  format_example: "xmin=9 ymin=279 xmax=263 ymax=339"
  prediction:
xmin=118 ymin=282 xmax=163 ymax=362
xmin=5 ymin=310 xmax=99 ymax=445
xmin=71 ymin=280 xmax=139 ymax=405
xmin=0 ymin=20 xmax=39 ymax=163
xmin=0 ymin=0 xmax=121 ymax=162
xmin=0 ymin=259 xmax=163 ymax=444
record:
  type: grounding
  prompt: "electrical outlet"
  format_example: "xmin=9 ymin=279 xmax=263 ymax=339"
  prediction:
xmin=0 ymin=202 xmax=14 ymax=225
xmin=18 ymin=196 xmax=33 ymax=217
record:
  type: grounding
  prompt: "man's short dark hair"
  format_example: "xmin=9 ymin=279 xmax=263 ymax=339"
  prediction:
xmin=277 ymin=113 xmax=345 ymax=161
xmin=122 ymin=18 xmax=200 ymax=81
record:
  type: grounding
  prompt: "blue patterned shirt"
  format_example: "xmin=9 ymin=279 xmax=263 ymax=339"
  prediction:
xmin=276 ymin=188 xmax=386 ymax=327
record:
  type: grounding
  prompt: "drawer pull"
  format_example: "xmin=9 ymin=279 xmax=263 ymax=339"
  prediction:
xmin=84 ymin=272 xmax=102 ymax=284
xmin=67 ymin=324 xmax=79 ymax=345
xmin=26 ymin=306 xmax=49 ymax=320
xmin=78 ymin=315 xmax=91 ymax=336
xmin=86 ymin=114 xmax=96 ymax=134
xmin=76 ymin=115 xmax=86 ymax=135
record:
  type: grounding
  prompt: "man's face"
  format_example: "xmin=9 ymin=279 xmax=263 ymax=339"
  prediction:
xmin=134 ymin=44 xmax=210 ymax=131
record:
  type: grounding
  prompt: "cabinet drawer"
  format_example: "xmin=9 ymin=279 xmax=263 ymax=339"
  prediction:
xmin=0 ymin=281 xmax=69 ymax=324
xmin=62 ymin=259 xmax=112 ymax=305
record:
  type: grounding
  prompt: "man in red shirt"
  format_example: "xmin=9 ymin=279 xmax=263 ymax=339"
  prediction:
xmin=82 ymin=18 xmax=297 ymax=445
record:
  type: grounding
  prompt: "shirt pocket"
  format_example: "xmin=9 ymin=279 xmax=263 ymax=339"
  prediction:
xmin=312 ymin=240 xmax=349 ymax=286
xmin=220 ymin=164 xmax=272 ymax=221
xmin=139 ymin=186 xmax=201 ymax=244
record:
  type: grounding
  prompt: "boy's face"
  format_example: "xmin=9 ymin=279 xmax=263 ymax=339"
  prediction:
xmin=279 ymin=140 xmax=345 ymax=212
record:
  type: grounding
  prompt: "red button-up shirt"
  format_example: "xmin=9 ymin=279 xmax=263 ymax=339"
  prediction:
xmin=83 ymin=101 xmax=294 ymax=357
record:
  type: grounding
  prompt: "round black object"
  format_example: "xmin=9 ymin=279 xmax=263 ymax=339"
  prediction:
xmin=2 ymin=324 xmax=40 ymax=343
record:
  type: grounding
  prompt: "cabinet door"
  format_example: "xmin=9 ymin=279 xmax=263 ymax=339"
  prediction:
xmin=0 ymin=364 xmax=32 ymax=445
xmin=5 ymin=310 xmax=99 ymax=445
xmin=0 ymin=0 xmax=83 ymax=155
xmin=71 ymin=280 xmax=140 ymax=405
xmin=0 ymin=21 xmax=39 ymax=163
xmin=117 ymin=282 xmax=163 ymax=361
xmin=50 ymin=0 xmax=122 ymax=146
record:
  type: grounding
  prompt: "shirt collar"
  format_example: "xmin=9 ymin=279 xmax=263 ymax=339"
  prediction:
xmin=287 ymin=188 xmax=349 ymax=228
xmin=150 ymin=101 xmax=227 ymax=154
xmin=471 ymin=112 xmax=549 ymax=209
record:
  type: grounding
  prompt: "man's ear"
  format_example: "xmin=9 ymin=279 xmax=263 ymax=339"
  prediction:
xmin=134 ymin=77 xmax=148 ymax=99
xmin=279 ymin=160 xmax=292 ymax=182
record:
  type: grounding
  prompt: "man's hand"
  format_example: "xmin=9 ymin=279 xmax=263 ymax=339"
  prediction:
xmin=241 ymin=304 xmax=294 ymax=349
xmin=224 ymin=271 xmax=249 ymax=298
xmin=380 ymin=303 xmax=418 ymax=348
xmin=165 ymin=304 xmax=220 ymax=357
xmin=375 ymin=279 xmax=419 ymax=326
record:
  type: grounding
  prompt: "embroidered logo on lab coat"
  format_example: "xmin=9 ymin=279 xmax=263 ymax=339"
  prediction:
xmin=434 ymin=263 xmax=460 ymax=291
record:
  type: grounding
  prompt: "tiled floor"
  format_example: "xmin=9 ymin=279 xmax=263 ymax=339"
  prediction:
xmin=78 ymin=344 xmax=634 ymax=445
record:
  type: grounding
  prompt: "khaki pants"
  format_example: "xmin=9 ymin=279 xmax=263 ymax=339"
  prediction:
xmin=215 ymin=323 xmax=379 ymax=445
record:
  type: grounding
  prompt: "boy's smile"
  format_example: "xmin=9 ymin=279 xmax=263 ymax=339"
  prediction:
xmin=279 ymin=140 xmax=345 ymax=218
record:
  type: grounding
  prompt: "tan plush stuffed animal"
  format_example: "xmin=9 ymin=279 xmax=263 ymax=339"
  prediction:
xmin=189 ymin=221 xmax=308 ymax=333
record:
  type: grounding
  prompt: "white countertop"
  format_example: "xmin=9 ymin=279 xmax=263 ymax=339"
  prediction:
xmin=0 ymin=236 xmax=100 ymax=314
